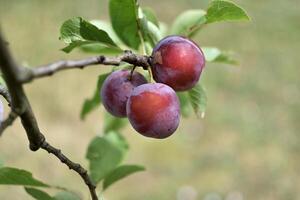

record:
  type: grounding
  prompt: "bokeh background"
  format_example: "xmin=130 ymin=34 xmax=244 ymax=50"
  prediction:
xmin=0 ymin=0 xmax=299 ymax=199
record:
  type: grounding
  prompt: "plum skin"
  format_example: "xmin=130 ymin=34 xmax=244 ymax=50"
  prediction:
xmin=101 ymin=69 xmax=147 ymax=117
xmin=126 ymin=83 xmax=180 ymax=139
xmin=151 ymin=35 xmax=205 ymax=91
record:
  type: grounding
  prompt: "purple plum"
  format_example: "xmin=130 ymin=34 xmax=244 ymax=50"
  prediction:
xmin=101 ymin=69 xmax=147 ymax=117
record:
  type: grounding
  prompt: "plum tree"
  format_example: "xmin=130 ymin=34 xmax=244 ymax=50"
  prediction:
xmin=101 ymin=69 xmax=147 ymax=117
xmin=151 ymin=35 xmax=205 ymax=91
xmin=126 ymin=83 xmax=180 ymax=139
xmin=0 ymin=0 xmax=250 ymax=199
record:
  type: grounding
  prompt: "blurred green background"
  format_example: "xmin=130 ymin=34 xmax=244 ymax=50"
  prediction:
xmin=0 ymin=0 xmax=299 ymax=199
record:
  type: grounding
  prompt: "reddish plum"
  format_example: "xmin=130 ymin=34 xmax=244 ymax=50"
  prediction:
xmin=151 ymin=35 xmax=205 ymax=91
xmin=126 ymin=83 xmax=180 ymax=139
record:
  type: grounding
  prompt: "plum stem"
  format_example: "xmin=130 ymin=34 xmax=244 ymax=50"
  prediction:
xmin=129 ymin=65 xmax=137 ymax=81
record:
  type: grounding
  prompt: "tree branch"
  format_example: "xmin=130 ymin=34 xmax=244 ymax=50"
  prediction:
xmin=0 ymin=85 xmax=12 ymax=104
xmin=0 ymin=110 xmax=18 ymax=136
xmin=21 ymin=50 xmax=151 ymax=83
xmin=41 ymin=140 xmax=97 ymax=200
xmin=0 ymin=85 xmax=19 ymax=136
xmin=0 ymin=31 xmax=45 ymax=150
xmin=0 ymin=30 xmax=98 ymax=200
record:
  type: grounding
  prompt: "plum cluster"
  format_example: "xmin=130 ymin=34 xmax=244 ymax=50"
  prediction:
xmin=101 ymin=36 xmax=205 ymax=139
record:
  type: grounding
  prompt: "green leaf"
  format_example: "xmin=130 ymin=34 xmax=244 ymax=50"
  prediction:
xmin=0 ymin=76 xmax=6 ymax=86
xmin=145 ymin=21 xmax=163 ymax=44
xmin=206 ymin=0 xmax=250 ymax=24
xmin=25 ymin=188 xmax=80 ymax=200
xmin=202 ymin=47 xmax=238 ymax=65
xmin=104 ymin=113 xmax=127 ymax=133
xmin=109 ymin=0 xmax=140 ymax=49
xmin=0 ymin=167 xmax=48 ymax=187
xmin=138 ymin=8 xmax=162 ymax=49
xmin=54 ymin=191 xmax=81 ymax=200
xmin=86 ymin=132 xmax=128 ymax=183
xmin=25 ymin=188 xmax=54 ymax=200
xmin=62 ymin=41 xmax=94 ymax=53
xmin=170 ymin=9 xmax=207 ymax=37
xmin=104 ymin=131 xmax=129 ymax=153
xmin=177 ymin=92 xmax=193 ymax=117
xmin=103 ymin=165 xmax=145 ymax=190
xmin=90 ymin=20 xmax=122 ymax=45
xmin=80 ymin=73 xmax=110 ymax=120
xmin=188 ymin=84 xmax=207 ymax=118
xmin=60 ymin=17 xmax=120 ymax=53
xmin=80 ymin=20 xmax=124 ymax=55
xmin=142 ymin=8 xmax=159 ymax=27
xmin=80 ymin=43 xmax=123 ymax=55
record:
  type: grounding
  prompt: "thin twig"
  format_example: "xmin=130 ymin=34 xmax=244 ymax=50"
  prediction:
xmin=21 ymin=50 xmax=151 ymax=83
xmin=0 ymin=85 xmax=19 ymax=136
xmin=41 ymin=140 xmax=98 ymax=200
xmin=0 ymin=85 xmax=12 ymax=104
xmin=0 ymin=110 xmax=18 ymax=136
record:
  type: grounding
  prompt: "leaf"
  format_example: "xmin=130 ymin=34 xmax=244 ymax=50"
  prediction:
xmin=25 ymin=188 xmax=54 ymax=200
xmin=142 ymin=7 xmax=159 ymax=27
xmin=170 ymin=9 xmax=207 ymax=37
xmin=0 ymin=167 xmax=49 ymax=187
xmin=25 ymin=188 xmax=80 ymax=200
xmin=0 ymin=76 xmax=6 ymax=86
xmin=145 ymin=21 xmax=163 ymax=44
xmin=177 ymin=92 xmax=193 ymax=117
xmin=90 ymin=20 xmax=122 ymax=45
xmin=138 ymin=8 xmax=162 ymax=48
xmin=60 ymin=17 xmax=120 ymax=53
xmin=62 ymin=41 xmax=94 ymax=53
xmin=202 ymin=47 xmax=238 ymax=65
xmin=206 ymin=0 xmax=250 ymax=24
xmin=86 ymin=132 xmax=128 ymax=183
xmin=54 ymin=191 xmax=81 ymax=200
xmin=80 ymin=20 xmax=124 ymax=55
xmin=80 ymin=43 xmax=123 ymax=55
xmin=80 ymin=73 xmax=110 ymax=120
xmin=188 ymin=84 xmax=207 ymax=118
xmin=104 ymin=113 xmax=127 ymax=133
xmin=109 ymin=0 xmax=140 ymax=49
xmin=103 ymin=165 xmax=145 ymax=190
xmin=104 ymin=131 xmax=129 ymax=153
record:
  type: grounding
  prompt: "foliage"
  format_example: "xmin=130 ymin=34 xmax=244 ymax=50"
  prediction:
xmin=0 ymin=167 xmax=49 ymax=187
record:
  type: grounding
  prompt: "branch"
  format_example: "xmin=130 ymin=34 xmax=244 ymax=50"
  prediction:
xmin=0 ymin=31 xmax=45 ymax=150
xmin=0 ymin=85 xmax=19 ymax=135
xmin=21 ymin=50 xmax=151 ymax=83
xmin=0 ymin=110 xmax=18 ymax=136
xmin=41 ymin=140 xmax=97 ymax=200
xmin=0 ymin=85 xmax=12 ymax=104
xmin=0 ymin=30 xmax=98 ymax=200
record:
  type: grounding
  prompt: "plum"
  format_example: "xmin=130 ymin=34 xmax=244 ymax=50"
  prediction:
xmin=126 ymin=83 xmax=180 ymax=139
xmin=151 ymin=35 xmax=205 ymax=91
xmin=101 ymin=69 xmax=147 ymax=117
